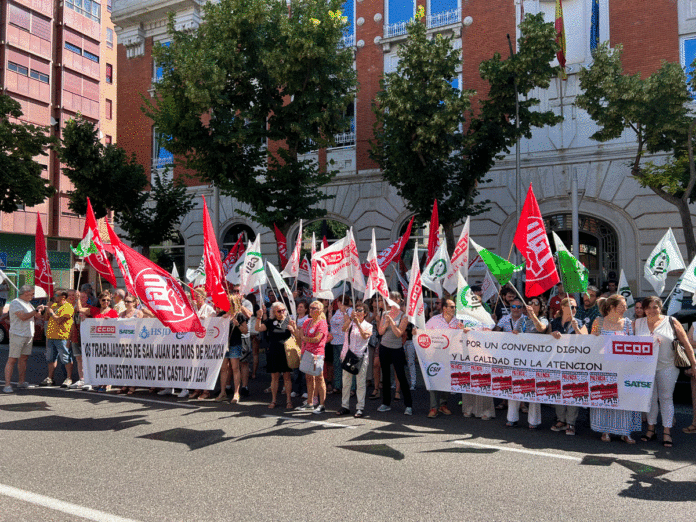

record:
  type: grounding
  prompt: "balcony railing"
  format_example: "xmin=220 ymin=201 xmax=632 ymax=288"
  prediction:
xmin=426 ymin=8 xmax=461 ymax=29
xmin=331 ymin=131 xmax=356 ymax=148
xmin=383 ymin=21 xmax=408 ymax=39
xmin=339 ymin=34 xmax=355 ymax=48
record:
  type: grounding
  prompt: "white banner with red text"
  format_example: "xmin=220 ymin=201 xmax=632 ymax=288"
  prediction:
xmin=413 ymin=330 xmax=658 ymax=412
xmin=80 ymin=318 xmax=229 ymax=390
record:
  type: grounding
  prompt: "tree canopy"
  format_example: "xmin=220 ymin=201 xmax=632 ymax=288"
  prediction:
xmin=145 ymin=0 xmax=357 ymax=234
xmin=371 ymin=13 xmax=562 ymax=248
xmin=0 ymin=94 xmax=55 ymax=212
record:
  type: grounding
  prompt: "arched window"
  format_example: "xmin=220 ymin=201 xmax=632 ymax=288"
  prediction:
xmin=222 ymin=224 xmax=256 ymax=250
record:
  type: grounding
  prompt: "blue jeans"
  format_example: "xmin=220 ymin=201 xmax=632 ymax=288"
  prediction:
xmin=46 ymin=338 xmax=72 ymax=365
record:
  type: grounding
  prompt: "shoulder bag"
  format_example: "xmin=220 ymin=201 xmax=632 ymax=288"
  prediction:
xmin=284 ymin=335 xmax=301 ymax=369
xmin=669 ymin=317 xmax=691 ymax=368
xmin=341 ymin=325 xmax=363 ymax=375
xmin=299 ymin=350 xmax=324 ymax=376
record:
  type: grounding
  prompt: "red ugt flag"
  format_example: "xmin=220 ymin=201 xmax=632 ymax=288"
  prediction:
xmin=274 ymin=223 xmax=288 ymax=267
xmin=222 ymin=235 xmax=245 ymax=275
xmin=35 ymin=213 xmax=53 ymax=297
xmin=360 ymin=216 xmax=414 ymax=276
xmin=83 ymin=198 xmax=117 ymax=286
xmin=427 ymin=200 xmax=439 ymax=264
xmin=513 ymin=184 xmax=559 ymax=297
xmin=107 ymin=221 xmax=205 ymax=333
xmin=202 ymin=196 xmax=230 ymax=311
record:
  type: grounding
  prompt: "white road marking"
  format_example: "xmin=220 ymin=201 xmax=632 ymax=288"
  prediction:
xmin=453 ymin=440 xmax=583 ymax=461
xmin=262 ymin=414 xmax=357 ymax=429
xmin=0 ymin=483 xmax=142 ymax=522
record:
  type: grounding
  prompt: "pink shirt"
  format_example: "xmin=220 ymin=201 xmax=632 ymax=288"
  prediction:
xmin=425 ymin=314 xmax=460 ymax=329
xmin=302 ymin=319 xmax=328 ymax=356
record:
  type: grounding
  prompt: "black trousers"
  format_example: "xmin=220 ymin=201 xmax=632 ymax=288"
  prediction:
xmin=378 ymin=344 xmax=412 ymax=408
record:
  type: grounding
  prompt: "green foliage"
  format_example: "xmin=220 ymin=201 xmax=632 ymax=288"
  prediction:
xmin=59 ymin=117 xmax=195 ymax=249
xmin=144 ymin=0 xmax=357 ymax=233
xmin=0 ymin=94 xmax=56 ymax=212
xmin=640 ymin=153 xmax=692 ymax=198
xmin=371 ymin=13 xmax=562 ymax=234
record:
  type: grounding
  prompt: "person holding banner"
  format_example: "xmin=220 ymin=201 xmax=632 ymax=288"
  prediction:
xmin=336 ymin=302 xmax=373 ymax=418
xmin=549 ymin=297 xmax=587 ymax=436
xmin=214 ymin=295 xmax=248 ymax=403
xmin=376 ymin=292 xmax=413 ymax=415
xmin=635 ymin=296 xmax=696 ymax=447
xmin=255 ymin=302 xmax=297 ymax=410
xmin=589 ymin=295 xmax=641 ymax=444
xmin=296 ymin=301 xmax=329 ymax=413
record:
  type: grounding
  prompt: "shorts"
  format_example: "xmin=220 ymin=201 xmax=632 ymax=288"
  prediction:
xmin=9 ymin=335 xmax=33 ymax=358
xmin=71 ymin=342 xmax=82 ymax=357
xmin=46 ymin=338 xmax=73 ymax=365
xmin=226 ymin=344 xmax=242 ymax=359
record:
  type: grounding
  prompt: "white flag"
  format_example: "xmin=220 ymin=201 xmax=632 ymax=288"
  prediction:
xmin=444 ymin=217 xmax=469 ymax=294
xmin=365 ymin=229 xmax=397 ymax=307
xmin=666 ymin=276 xmax=684 ymax=316
xmin=239 ymin=235 xmax=267 ymax=295
xmin=170 ymin=264 xmax=179 ymax=280
xmin=678 ymin=255 xmax=696 ymax=294
xmin=456 ymin=272 xmax=495 ymax=328
xmin=481 ymin=270 xmax=498 ymax=303
xmin=618 ymin=269 xmax=634 ymax=311
xmin=267 ymin=261 xmax=296 ymax=318
xmin=422 ymin=240 xmax=452 ymax=297
xmin=281 ymin=219 xmax=302 ymax=278
xmin=311 ymin=233 xmax=333 ymax=299
xmin=405 ymin=243 xmax=425 ymax=329
xmin=186 ymin=255 xmax=206 ymax=286
xmin=347 ymin=228 xmax=366 ymax=293
xmin=298 ymin=255 xmax=311 ymax=286
xmin=644 ymin=228 xmax=685 ymax=295
xmin=225 ymin=255 xmax=246 ymax=285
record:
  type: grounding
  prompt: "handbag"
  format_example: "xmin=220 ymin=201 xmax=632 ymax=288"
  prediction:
xmin=669 ymin=317 xmax=691 ymax=368
xmin=341 ymin=349 xmax=363 ymax=375
xmin=240 ymin=336 xmax=252 ymax=363
xmin=299 ymin=350 xmax=324 ymax=376
xmin=284 ymin=336 xmax=301 ymax=369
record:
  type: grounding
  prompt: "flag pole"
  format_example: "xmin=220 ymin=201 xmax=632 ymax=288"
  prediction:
xmin=74 ymin=258 xmax=84 ymax=291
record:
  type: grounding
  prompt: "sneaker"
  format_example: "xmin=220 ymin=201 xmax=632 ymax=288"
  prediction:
xmin=94 ymin=386 xmax=106 ymax=393
xmin=39 ymin=377 xmax=53 ymax=387
xmin=336 ymin=407 xmax=350 ymax=416
xmin=69 ymin=380 xmax=84 ymax=389
xmin=404 ymin=407 xmax=413 ymax=416
xmin=296 ymin=402 xmax=314 ymax=411
xmin=3 ymin=386 xmax=13 ymax=393
xmin=427 ymin=408 xmax=438 ymax=419
xmin=313 ymin=405 xmax=325 ymax=414
xmin=438 ymin=405 xmax=452 ymax=416
xmin=239 ymin=387 xmax=250 ymax=398
xmin=61 ymin=379 xmax=72 ymax=388
xmin=17 ymin=382 xmax=30 ymax=389
xmin=177 ymin=389 xmax=189 ymax=398
xmin=377 ymin=404 xmax=391 ymax=412
xmin=565 ymin=425 xmax=576 ymax=436
xmin=290 ymin=391 xmax=297 ymax=398
xmin=157 ymin=388 xmax=173 ymax=396
xmin=82 ymin=384 xmax=93 ymax=391
xmin=302 ymin=392 xmax=308 ymax=399
xmin=354 ymin=409 xmax=364 ymax=418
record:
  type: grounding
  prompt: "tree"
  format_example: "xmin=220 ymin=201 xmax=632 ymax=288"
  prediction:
xmin=371 ymin=13 xmax=562 ymax=250
xmin=576 ymin=43 xmax=696 ymax=258
xmin=144 ymin=0 xmax=357 ymax=236
xmin=59 ymin=117 xmax=195 ymax=255
xmin=0 ymin=94 xmax=55 ymax=212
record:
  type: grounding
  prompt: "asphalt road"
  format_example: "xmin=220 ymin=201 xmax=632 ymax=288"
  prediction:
xmin=1 ymin=344 xmax=696 ymax=521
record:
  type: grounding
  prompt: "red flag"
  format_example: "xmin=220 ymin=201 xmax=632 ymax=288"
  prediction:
xmin=513 ymin=184 xmax=560 ymax=297
xmin=555 ymin=0 xmax=567 ymax=79
xmin=322 ymin=236 xmax=329 ymax=250
xmin=106 ymin=220 xmax=204 ymax=333
xmin=360 ymin=216 xmax=414 ymax=275
xmin=35 ymin=213 xmax=53 ymax=297
xmin=274 ymin=223 xmax=288 ymax=267
xmin=427 ymin=200 xmax=439 ymax=263
xmin=82 ymin=198 xmax=117 ymax=286
xmin=202 ymin=197 xmax=230 ymax=311
xmin=221 ymin=235 xmax=245 ymax=275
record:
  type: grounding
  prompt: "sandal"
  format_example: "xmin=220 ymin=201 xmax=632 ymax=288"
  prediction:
xmin=214 ymin=395 xmax=228 ymax=402
xmin=230 ymin=395 xmax=239 ymax=404
xmin=268 ymin=402 xmax=277 ymax=409
xmin=641 ymin=429 xmax=657 ymax=442
xmin=621 ymin=436 xmax=636 ymax=444
xmin=394 ymin=392 xmax=401 ymax=401
xmin=601 ymin=433 xmax=611 ymax=442
xmin=198 ymin=391 xmax=211 ymax=400
xmin=286 ymin=401 xmax=293 ymax=410
xmin=663 ymin=433 xmax=673 ymax=447
xmin=369 ymin=391 xmax=380 ymax=400
xmin=189 ymin=391 xmax=201 ymax=400
xmin=506 ymin=421 xmax=518 ymax=428
xmin=682 ymin=424 xmax=696 ymax=434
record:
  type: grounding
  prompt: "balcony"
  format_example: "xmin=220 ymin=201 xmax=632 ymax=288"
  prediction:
xmin=339 ymin=34 xmax=355 ymax=49
xmin=426 ymin=8 xmax=461 ymax=29
xmin=383 ymin=21 xmax=408 ymax=39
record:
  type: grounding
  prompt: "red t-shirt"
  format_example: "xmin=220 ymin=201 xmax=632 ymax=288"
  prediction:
xmin=92 ymin=307 xmax=119 ymax=319
xmin=302 ymin=319 xmax=328 ymax=356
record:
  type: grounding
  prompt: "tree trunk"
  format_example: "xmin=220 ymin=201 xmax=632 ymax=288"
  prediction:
xmin=443 ymin=222 xmax=456 ymax=254
xmin=676 ymin=199 xmax=696 ymax=261
xmin=141 ymin=245 xmax=151 ymax=259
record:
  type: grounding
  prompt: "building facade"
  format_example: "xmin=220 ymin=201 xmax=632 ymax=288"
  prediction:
xmin=112 ymin=0 xmax=696 ymax=297
xmin=0 ymin=0 xmax=117 ymax=295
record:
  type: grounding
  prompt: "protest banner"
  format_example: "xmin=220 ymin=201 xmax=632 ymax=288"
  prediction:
xmin=81 ymin=318 xmax=229 ymax=389
xmin=413 ymin=329 xmax=658 ymax=412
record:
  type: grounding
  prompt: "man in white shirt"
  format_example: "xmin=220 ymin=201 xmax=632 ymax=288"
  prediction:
xmin=4 ymin=285 xmax=44 ymax=393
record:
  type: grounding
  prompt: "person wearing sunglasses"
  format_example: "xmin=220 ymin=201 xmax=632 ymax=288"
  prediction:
xmin=255 ymin=302 xmax=297 ymax=409
xmin=493 ymin=298 xmax=526 ymax=333
xmin=549 ymin=297 xmax=587 ymax=435
xmin=336 ymin=302 xmax=373 ymax=417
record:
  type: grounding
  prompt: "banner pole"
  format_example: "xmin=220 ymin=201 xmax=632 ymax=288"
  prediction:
xmin=75 ymin=259 xmax=84 ymax=292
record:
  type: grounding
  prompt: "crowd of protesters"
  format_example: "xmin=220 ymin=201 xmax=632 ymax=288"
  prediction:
xmin=4 ymin=279 xmax=696 ymax=448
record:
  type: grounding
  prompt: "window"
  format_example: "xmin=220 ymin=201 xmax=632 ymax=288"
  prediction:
xmin=385 ymin=0 xmax=415 ymax=37
xmin=106 ymin=63 xmax=113 ymax=83
xmin=83 ymin=50 xmax=99 ymax=63
xmin=107 ymin=0 xmax=112 ymax=12
xmin=106 ymin=28 xmax=113 ymax=49
xmin=153 ymin=41 xmax=171 ymax=82
xmin=427 ymin=0 xmax=460 ymax=29
xmin=681 ymin=37 xmax=696 ymax=97
xmin=8 ymin=62 xmax=29 ymax=76
xmin=105 ymin=135 xmax=112 ymax=145
xmin=65 ymin=42 xmax=82 ymax=55
xmin=340 ymin=0 xmax=355 ymax=48
xmin=8 ymin=4 xmax=30 ymax=31
xmin=106 ymin=99 xmax=112 ymax=120
xmin=65 ymin=0 xmax=100 ymax=23
xmin=31 ymin=15 xmax=51 ymax=41
xmin=153 ymin=130 xmax=173 ymax=170
xmin=30 ymin=69 xmax=49 ymax=83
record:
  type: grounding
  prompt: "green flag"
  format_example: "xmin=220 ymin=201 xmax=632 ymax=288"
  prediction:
xmin=70 ymin=230 xmax=99 ymax=258
xmin=470 ymin=240 xmax=523 ymax=287
xmin=552 ymin=232 xmax=588 ymax=294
